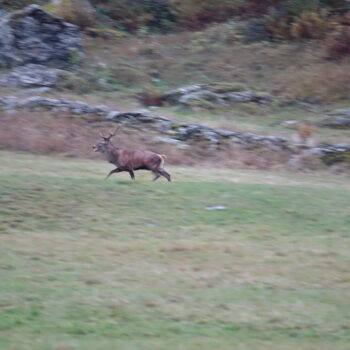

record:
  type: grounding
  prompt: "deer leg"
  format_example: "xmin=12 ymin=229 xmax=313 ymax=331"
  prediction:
xmin=152 ymin=171 xmax=161 ymax=181
xmin=105 ymin=167 xmax=123 ymax=179
xmin=159 ymin=169 xmax=171 ymax=182
xmin=128 ymin=169 xmax=135 ymax=180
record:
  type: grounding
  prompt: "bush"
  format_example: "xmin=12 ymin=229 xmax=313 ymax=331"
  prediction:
xmin=260 ymin=0 xmax=348 ymax=40
xmin=92 ymin=0 xmax=176 ymax=33
xmin=138 ymin=85 xmax=164 ymax=106
xmin=262 ymin=9 xmax=290 ymax=39
xmin=91 ymin=0 xmax=242 ymax=32
xmin=171 ymin=0 xmax=240 ymax=30
xmin=290 ymin=11 xmax=329 ymax=39
xmin=241 ymin=19 xmax=271 ymax=42
xmin=325 ymin=25 xmax=350 ymax=59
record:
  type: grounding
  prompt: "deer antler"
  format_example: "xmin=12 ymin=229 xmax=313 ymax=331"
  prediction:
xmin=109 ymin=126 xmax=120 ymax=138
xmin=99 ymin=126 xmax=120 ymax=141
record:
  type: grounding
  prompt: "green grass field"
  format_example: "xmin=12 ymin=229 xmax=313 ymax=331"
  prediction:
xmin=1 ymin=151 xmax=350 ymax=350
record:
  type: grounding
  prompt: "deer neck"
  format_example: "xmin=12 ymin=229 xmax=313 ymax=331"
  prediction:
xmin=105 ymin=143 xmax=120 ymax=165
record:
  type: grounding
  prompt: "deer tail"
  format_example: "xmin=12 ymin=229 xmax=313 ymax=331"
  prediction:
xmin=158 ymin=154 xmax=167 ymax=169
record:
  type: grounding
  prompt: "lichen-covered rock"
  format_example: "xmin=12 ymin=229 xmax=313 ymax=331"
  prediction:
xmin=19 ymin=87 xmax=52 ymax=95
xmin=162 ymin=83 xmax=272 ymax=108
xmin=281 ymin=120 xmax=299 ymax=129
xmin=287 ymin=149 xmax=324 ymax=171
xmin=208 ymin=82 xmax=248 ymax=93
xmin=328 ymin=108 xmax=350 ymax=117
xmin=318 ymin=116 xmax=350 ymax=129
xmin=162 ymin=85 xmax=204 ymax=105
xmin=318 ymin=107 xmax=350 ymax=129
xmin=0 ymin=64 xmax=65 ymax=87
xmin=0 ymin=95 xmax=109 ymax=115
xmin=312 ymin=144 xmax=350 ymax=165
xmin=179 ymin=90 xmax=227 ymax=108
xmin=0 ymin=5 xmax=82 ymax=68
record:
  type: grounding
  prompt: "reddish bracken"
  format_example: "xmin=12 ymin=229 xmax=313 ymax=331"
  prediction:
xmin=93 ymin=128 xmax=171 ymax=182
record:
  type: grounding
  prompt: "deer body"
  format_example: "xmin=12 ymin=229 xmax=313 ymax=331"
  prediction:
xmin=93 ymin=130 xmax=171 ymax=182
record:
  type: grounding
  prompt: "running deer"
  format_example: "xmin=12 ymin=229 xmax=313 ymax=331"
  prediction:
xmin=93 ymin=128 xmax=171 ymax=182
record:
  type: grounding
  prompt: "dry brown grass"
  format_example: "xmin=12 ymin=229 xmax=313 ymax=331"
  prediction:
xmin=275 ymin=61 xmax=350 ymax=102
xmin=83 ymin=34 xmax=339 ymax=97
xmin=45 ymin=0 xmax=96 ymax=29
xmin=81 ymin=28 xmax=350 ymax=109
xmin=0 ymin=111 xmax=98 ymax=157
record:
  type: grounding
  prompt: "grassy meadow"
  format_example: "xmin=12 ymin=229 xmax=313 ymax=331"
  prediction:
xmin=0 ymin=151 xmax=349 ymax=349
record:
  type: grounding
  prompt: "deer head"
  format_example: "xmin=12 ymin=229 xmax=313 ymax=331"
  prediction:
xmin=93 ymin=127 xmax=119 ymax=153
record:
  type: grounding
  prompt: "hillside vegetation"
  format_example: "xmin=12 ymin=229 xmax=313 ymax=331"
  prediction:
xmin=1 ymin=151 xmax=350 ymax=349
xmin=3 ymin=0 xmax=350 ymax=56
xmin=1 ymin=0 xmax=350 ymax=168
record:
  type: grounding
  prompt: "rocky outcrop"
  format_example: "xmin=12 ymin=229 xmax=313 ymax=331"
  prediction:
xmin=0 ymin=64 xmax=65 ymax=88
xmin=0 ymin=5 xmax=82 ymax=68
xmin=319 ymin=108 xmax=350 ymax=129
xmin=311 ymin=144 xmax=350 ymax=165
xmin=0 ymin=95 xmax=109 ymax=115
xmin=281 ymin=120 xmax=299 ymax=129
xmin=328 ymin=108 xmax=350 ymax=117
xmin=162 ymin=83 xmax=272 ymax=108
xmin=287 ymin=144 xmax=350 ymax=170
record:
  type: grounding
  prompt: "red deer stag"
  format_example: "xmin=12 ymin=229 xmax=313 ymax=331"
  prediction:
xmin=93 ymin=128 xmax=171 ymax=182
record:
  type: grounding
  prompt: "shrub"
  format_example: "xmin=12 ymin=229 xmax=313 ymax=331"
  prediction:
xmin=92 ymin=0 xmax=176 ymax=33
xmin=91 ymin=0 xmax=241 ymax=32
xmin=171 ymin=0 xmax=240 ymax=30
xmin=285 ymin=0 xmax=320 ymax=17
xmin=290 ymin=11 xmax=329 ymax=39
xmin=138 ymin=85 xmax=164 ymax=106
xmin=241 ymin=19 xmax=272 ymax=42
xmin=325 ymin=25 xmax=350 ymax=59
xmin=262 ymin=9 xmax=290 ymax=40
xmin=261 ymin=1 xmax=347 ymax=40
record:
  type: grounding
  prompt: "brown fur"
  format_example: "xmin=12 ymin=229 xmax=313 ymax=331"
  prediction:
xmin=93 ymin=135 xmax=171 ymax=182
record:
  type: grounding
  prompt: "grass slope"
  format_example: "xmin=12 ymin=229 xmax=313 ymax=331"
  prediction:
xmin=0 ymin=151 xmax=350 ymax=350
